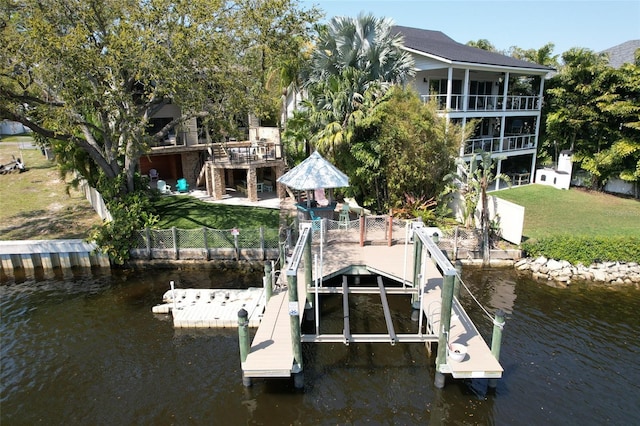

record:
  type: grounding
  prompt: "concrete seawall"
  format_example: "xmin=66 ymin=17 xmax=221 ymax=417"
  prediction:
xmin=0 ymin=240 xmax=110 ymax=277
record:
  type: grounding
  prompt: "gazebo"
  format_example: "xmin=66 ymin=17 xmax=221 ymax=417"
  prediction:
xmin=277 ymin=151 xmax=349 ymax=219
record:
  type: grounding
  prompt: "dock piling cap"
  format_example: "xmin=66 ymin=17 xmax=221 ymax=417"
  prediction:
xmin=238 ymin=308 xmax=248 ymax=318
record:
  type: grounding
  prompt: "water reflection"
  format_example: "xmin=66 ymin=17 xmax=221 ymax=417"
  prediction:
xmin=1 ymin=266 xmax=639 ymax=424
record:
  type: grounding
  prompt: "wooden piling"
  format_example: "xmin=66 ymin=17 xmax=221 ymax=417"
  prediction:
xmin=238 ymin=308 xmax=252 ymax=387
xmin=488 ymin=309 xmax=505 ymax=389
xmin=435 ymin=272 xmax=456 ymax=389
xmin=264 ymin=262 xmax=273 ymax=303
xmin=454 ymin=260 xmax=463 ymax=300
xmin=288 ymin=274 xmax=304 ymax=388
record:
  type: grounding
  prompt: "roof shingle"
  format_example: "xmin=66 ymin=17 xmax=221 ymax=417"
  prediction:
xmin=393 ymin=25 xmax=553 ymax=71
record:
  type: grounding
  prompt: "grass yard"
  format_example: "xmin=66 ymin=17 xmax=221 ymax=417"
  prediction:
xmin=152 ymin=195 xmax=280 ymax=230
xmin=494 ymin=185 xmax=640 ymax=241
xmin=0 ymin=136 xmax=102 ymax=239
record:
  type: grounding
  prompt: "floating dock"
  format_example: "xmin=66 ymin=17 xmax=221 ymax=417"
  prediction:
xmin=152 ymin=287 xmax=266 ymax=328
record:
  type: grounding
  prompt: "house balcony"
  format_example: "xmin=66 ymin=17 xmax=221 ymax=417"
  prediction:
xmin=463 ymin=134 xmax=536 ymax=156
xmin=207 ymin=141 xmax=284 ymax=165
xmin=421 ymin=94 xmax=541 ymax=113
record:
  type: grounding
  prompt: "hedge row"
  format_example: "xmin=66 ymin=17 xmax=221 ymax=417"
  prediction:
xmin=521 ymin=236 xmax=640 ymax=266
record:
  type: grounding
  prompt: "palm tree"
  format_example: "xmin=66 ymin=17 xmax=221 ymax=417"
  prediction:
xmin=306 ymin=13 xmax=414 ymax=87
xmin=300 ymin=14 xmax=415 ymax=157
xmin=445 ymin=151 xmax=510 ymax=266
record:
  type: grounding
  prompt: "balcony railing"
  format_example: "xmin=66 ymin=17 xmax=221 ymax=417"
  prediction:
xmin=421 ymin=94 xmax=541 ymax=112
xmin=208 ymin=141 xmax=283 ymax=165
xmin=463 ymin=134 xmax=536 ymax=155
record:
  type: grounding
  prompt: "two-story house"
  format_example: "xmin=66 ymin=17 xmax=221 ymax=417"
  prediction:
xmin=394 ymin=26 xmax=554 ymax=190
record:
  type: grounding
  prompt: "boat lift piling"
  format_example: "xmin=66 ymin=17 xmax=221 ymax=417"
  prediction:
xmin=285 ymin=224 xmax=312 ymax=389
xmin=238 ymin=308 xmax=252 ymax=387
xmin=264 ymin=262 xmax=272 ymax=303
xmin=488 ymin=309 xmax=506 ymax=389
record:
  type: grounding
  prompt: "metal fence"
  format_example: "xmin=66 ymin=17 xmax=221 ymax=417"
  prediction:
xmin=130 ymin=217 xmax=483 ymax=262
xmin=130 ymin=226 xmax=282 ymax=261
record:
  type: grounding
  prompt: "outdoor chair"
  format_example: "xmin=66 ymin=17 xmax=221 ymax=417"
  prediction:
xmin=309 ymin=210 xmax=322 ymax=233
xmin=149 ymin=168 xmax=159 ymax=182
xmin=157 ymin=180 xmax=171 ymax=194
xmin=338 ymin=204 xmax=350 ymax=230
xmin=176 ymin=178 xmax=189 ymax=193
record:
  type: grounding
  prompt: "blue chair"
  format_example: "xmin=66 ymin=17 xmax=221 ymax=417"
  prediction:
xmin=176 ymin=178 xmax=189 ymax=193
xmin=309 ymin=210 xmax=322 ymax=232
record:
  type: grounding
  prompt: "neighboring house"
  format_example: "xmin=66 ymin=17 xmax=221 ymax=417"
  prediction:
xmin=0 ymin=120 xmax=31 ymax=135
xmin=393 ymin=26 xmax=554 ymax=190
xmin=143 ymin=105 xmax=286 ymax=202
xmin=601 ymin=39 xmax=640 ymax=69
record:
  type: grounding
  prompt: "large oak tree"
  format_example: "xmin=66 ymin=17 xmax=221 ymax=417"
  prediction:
xmin=0 ymin=0 xmax=318 ymax=194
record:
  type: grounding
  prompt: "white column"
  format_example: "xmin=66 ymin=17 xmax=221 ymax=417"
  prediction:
xmin=463 ymin=69 xmax=470 ymax=112
xmin=445 ymin=67 xmax=453 ymax=110
xmin=495 ymin=159 xmax=503 ymax=191
xmin=502 ymin=72 xmax=510 ymax=111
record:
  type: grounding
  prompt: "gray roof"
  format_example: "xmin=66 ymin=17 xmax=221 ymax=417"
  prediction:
xmin=601 ymin=40 xmax=640 ymax=68
xmin=393 ymin=26 xmax=553 ymax=72
xmin=277 ymin=151 xmax=349 ymax=190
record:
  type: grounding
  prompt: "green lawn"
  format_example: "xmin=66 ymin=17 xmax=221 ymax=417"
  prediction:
xmin=494 ymin=185 xmax=640 ymax=241
xmin=0 ymin=136 xmax=102 ymax=239
xmin=152 ymin=195 xmax=280 ymax=230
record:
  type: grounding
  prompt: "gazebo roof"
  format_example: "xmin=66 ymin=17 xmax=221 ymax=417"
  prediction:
xmin=277 ymin=151 xmax=349 ymax=190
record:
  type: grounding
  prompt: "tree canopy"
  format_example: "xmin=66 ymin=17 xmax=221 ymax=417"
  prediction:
xmin=0 ymin=0 xmax=319 ymax=194
xmin=544 ymin=47 xmax=640 ymax=188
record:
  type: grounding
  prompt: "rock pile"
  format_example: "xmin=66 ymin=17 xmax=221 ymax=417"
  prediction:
xmin=514 ymin=256 xmax=640 ymax=286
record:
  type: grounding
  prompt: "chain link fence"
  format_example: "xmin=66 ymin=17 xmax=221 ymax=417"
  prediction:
xmin=131 ymin=218 xmax=484 ymax=262
xmin=130 ymin=226 xmax=283 ymax=261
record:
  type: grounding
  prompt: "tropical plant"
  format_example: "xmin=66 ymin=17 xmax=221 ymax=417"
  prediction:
xmin=445 ymin=151 xmax=510 ymax=266
xmin=294 ymin=13 xmax=415 ymax=159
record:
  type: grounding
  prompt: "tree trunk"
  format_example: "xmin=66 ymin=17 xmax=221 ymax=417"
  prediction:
xmin=481 ymin=187 xmax=490 ymax=266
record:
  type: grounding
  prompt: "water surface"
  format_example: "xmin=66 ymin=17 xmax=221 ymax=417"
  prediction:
xmin=1 ymin=266 xmax=638 ymax=425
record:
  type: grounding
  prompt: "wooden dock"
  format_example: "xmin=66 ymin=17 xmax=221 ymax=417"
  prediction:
xmin=242 ymin=237 xmax=503 ymax=381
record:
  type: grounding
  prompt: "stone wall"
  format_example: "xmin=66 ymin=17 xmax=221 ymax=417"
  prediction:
xmin=515 ymin=256 xmax=640 ymax=286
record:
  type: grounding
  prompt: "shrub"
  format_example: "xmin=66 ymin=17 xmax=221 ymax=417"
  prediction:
xmin=89 ymin=190 xmax=158 ymax=264
xmin=521 ymin=236 xmax=640 ymax=265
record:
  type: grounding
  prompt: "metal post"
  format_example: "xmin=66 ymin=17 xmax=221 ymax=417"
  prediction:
xmin=435 ymin=272 xmax=455 ymax=389
xmin=172 ymin=226 xmax=179 ymax=260
xmin=145 ymin=227 xmax=152 ymax=260
xmin=359 ymin=214 xmax=365 ymax=247
xmin=279 ymin=241 xmax=286 ymax=270
xmin=454 ymin=260 xmax=463 ymax=300
xmin=411 ymin=238 xmax=423 ymax=309
xmin=288 ymin=274 xmax=304 ymax=388
xmin=203 ymin=227 xmax=210 ymax=260
xmin=387 ymin=211 xmax=393 ymax=246
xmin=488 ymin=309 xmax=505 ymax=389
xmin=237 ymin=308 xmax=252 ymax=387
xmin=304 ymin=227 xmax=313 ymax=307
xmin=264 ymin=262 xmax=272 ymax=303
